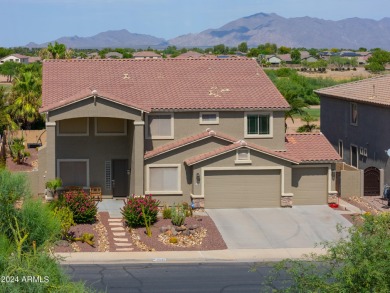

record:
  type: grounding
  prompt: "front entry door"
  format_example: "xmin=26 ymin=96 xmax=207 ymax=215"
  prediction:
xmin=112 ymin=159 xmax=129 ymax=197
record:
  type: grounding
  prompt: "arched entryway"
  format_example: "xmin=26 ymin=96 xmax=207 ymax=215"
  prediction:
xmin=364 ymin=167 xmax=380 ymax=196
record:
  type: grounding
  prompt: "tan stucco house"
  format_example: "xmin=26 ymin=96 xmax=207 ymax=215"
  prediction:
xmin=39 ymin=58 xmax=340 ymax=208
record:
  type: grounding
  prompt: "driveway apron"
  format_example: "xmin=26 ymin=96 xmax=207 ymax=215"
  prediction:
xmin=206 ymin=206 xmax=352 ymax=249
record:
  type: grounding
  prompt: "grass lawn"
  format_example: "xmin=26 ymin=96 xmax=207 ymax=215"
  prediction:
xmin=293 ymin=106 xmax=320 ymax=119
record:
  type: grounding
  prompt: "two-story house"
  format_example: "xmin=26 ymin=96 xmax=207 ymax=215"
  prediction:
xmin=39 ymin=58 xmax=340 ymax=208
xmin=315 ymin=75 xmax=390 ymax=196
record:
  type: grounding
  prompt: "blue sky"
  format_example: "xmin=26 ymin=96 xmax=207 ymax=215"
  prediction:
xmin=1 ymin=0 xmax=389 ymax=47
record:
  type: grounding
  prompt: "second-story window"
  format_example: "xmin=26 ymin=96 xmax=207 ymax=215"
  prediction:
xmin=245 ymin=112 xmax=272 ymax=138
xmin=350 ymin=102 xmax=358 ymax=125
xmin=146 ymin=113 xmax=174 ymax=139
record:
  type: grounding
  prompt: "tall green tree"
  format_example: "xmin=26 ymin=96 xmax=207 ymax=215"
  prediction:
xmin=8 ymin=70 xmax=42 ymax=129
xmin=366 ymin=49 xmax=390 ymax=72
xmin=0 ymin=61 xmax=21 ymax=82
xmin=0 ymin=86 xmax=17 ymax=133
xmin=290 ymin=49 xmax=301 ymax=64
xmin=238 ymin=42 xmax=248 ymax=53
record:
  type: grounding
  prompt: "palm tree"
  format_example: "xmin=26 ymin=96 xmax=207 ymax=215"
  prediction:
xmin=8 ymin=71 xmax=42 ymax=129
xmin=0 ymin=86 xmax=17 ymax=133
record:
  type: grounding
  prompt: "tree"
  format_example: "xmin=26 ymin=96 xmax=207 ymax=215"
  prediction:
xmin=8 ymin=70 xmax=42 ymax=129
xmin=0 ymin=47 xmax=13 ymax=59
xmin=263 ymin=213 xmax=390 ymax=292
xmin=0 ymin=86 xmax=17 ymax=133
xmin=297 ymin=114 xmax=318 ymax=132
xmin=329 ymin=56 xmax=349 ymax=70
xmin=366 ymin=49 xmax=390 ymax=72
xmin=258 ymin=43 xmax=277 ymax=55
xmin=238 ymin=42 xmax=248 ymax=53
xmin=290 ymin=49 xmax=301 ymax=64
xmin=278 ymin=46 xmax=291 ymax=54
xmin=247 ymin=48 xmax=260 ymax=58
xmin=213 ymin=44 xmax=228 ymax=54
xmin=0 ymin=61 xmax=21 ymax=82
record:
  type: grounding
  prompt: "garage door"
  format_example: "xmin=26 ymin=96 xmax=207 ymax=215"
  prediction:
xmin=204 ymin=169 xmax=281 ymax=208
xmin=292 ymin=168 xmax=328 ymax=205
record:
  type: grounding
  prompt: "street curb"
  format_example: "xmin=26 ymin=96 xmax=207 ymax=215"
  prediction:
xmin=56 ymin=248 xmax=327 ymax=265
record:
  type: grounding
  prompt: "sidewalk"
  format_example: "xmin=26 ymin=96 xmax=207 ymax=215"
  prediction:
xmin=56 ymin=248 xmax=326 ymax=264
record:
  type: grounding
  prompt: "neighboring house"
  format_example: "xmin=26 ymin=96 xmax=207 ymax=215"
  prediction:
xmin=316 ymin=75 xmax=390 ymax=196
xmin=301 ymin=56 xmax=318 ymax=63
xmin=175 ymin=51 xmax=203 ymax=59
xmin=39 ymin=58 xmax=340 ymax=208
xmin=264 ymin=55 xmax=283 ymax=65
xmin=105 ymin=52 xmax=123 ymax=59
xmin=133 ymin=51 xmax=162 ymax=59
xmin=28 ymin=56 xmax=42 ymax=63
xmin=0 ymin=54 xmax=30 ymax=64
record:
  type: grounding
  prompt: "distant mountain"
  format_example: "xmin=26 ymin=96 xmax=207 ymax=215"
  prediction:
xmin=25 ymin=29 xmax=168 ymax=49
xmin=169 ymin=13 xmax=390 ymax=50
xmin=25 ymin=14 xmax=390 ymax=50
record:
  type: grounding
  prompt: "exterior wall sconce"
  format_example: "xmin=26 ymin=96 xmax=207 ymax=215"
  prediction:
xmin=196 ymin=173 xmax=201 ymax=184
xmin=127 ymin=169 xmax=131 ymax=175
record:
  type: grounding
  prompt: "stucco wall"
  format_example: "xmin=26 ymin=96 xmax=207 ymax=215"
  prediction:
xmin=145 ymin=110 xmax=286 ymax=151
xmin=340 ymin=169 xmax=363 ymax=198
xmin=321 ymin=96 xmax=390 ymax=184
xmin=55 ymin=118 xmax=133 ymax=195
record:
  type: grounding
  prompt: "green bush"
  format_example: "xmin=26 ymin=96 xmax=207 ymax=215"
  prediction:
xmin=171 ymin=203 xmax=186 ymax=226
xmin=162 ymin=204 xmax=172 ymax=219
xmin=64 ymin=190 xmax=97 ymax=224
xmin=1 ymin=252 xmax=94 ymax=293
xmin=52 ymin=206 xmax=75 ymax=239
xmin=0 ymin=169 xmax=30 ymax=238
xmin=121 ymin=195 xmax=160 ymax=228
xmin=18 ymin=198 xmax=61 ymax=250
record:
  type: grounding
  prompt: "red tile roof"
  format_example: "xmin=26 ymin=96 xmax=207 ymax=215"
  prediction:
xmin=315 ymin=75 xmax=390 ymax=107
xmin=282 ymin=133 xmax=341 ymax=162
xmin=183 ymin=133 xmax=340 ymax=166
xmin=144 ymin=129 xmax=237 ymax=159
xmin=133 ymin=51 xmax=162 ymax=58
xmin=40 ymin=59 xmax=290 ymax=113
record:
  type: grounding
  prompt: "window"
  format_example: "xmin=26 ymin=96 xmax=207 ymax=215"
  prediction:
xmin=146 ymin=113 xmax=174 ymax=139
xmin=350 ymin=103 xmax=358 ymax=125
xmin=95 ymin=117 xmax=127 ymax=136
xmin=57 ymin=159 xmax=89 ymax=187
xmin=350 ymin=145 xmax=358 ymax=168
xmin=57 ymin=118 xmax=89 ymax=136
xmin=199 ymin=112 xmax=219 ymax=125
xmin=235 ymin=149 xmax=251 ymax=164
xmin=245 ymin=112 xmax=272 ymax=138
xmin=338 ymin=140 xmax=343 ymax=158
xmin=146 ymin=164 xmax=181 ymax=194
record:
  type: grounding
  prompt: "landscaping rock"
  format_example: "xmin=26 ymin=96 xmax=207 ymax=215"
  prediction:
xmin=55 ymin=240 xmax=70 ymax=247
xmin=175 ymin=225 xmax=186 ymax=232
xmin=188 ymin=224 xmax=199 ymax=230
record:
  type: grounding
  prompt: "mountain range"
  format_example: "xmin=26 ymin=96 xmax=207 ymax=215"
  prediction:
xmin=26 ymin=13 xmax=390 ymax=50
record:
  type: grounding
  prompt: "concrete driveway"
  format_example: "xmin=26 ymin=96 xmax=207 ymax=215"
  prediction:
xmin=206 ymin=206 xmax=352 ymax=249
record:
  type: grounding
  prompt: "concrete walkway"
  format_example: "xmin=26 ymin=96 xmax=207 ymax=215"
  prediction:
xmin=97 ymin=198 xmax=125 ymax=218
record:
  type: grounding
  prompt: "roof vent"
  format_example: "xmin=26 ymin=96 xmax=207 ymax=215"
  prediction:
xmin=369 ymin=84 xmax=376 ymax=100
xmin=123 ymin=73 xmax=130 ymax=79
xmin=91 ymin=89 xmax=98 ymax=96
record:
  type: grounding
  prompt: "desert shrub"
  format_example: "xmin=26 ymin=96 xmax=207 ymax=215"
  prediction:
xmin=52 ymin=206 xmax=75 ymax=239
xmin=64 ymin=190 xmax=97 ymax=224
xmin=1 ymin=252 xmax=94 ymax=293
xmin=121 ymin=195 xmax=160 ymax=228
xmin=162 ymin=204 xmax=172 ymax=219
xmin=18 ymin=198 xmax=61 ymax=249
xmin=171 ymin=203 xmax=186 ymax=226
xmin=181 ymin=202 xmax=193 ymax=217
xmin=0 ymin=169 xmax=30 ymax=238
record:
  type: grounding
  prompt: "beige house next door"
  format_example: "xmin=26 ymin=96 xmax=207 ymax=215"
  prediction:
xmin=204 ymin=169 xmax=281 ymax=208
xmin=292 ymin=167 xmax=328 ymax=205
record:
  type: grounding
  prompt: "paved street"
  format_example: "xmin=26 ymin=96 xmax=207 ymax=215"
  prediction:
xmin=206 ymin=206 xmax=352 ymax=249
xmin=63 ymin=263 xmax=284 ymax=293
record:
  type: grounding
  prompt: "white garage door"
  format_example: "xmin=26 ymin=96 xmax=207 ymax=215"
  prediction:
xmin=204 ymin=169 xmax=281 ymax=208
xmin=292 ymin=167 xmax=328 ymax=205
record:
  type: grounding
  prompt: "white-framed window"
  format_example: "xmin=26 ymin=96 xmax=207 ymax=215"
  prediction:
xmin=350 ymin=102 xmax=358 ymax=126
xmin=199 ymin=112 xmax=219 ymax=125
xmin=57 ymin=118 xmax=89 ymax=136
xmin=146 ymin=164 xmax=181 ymax=194
xmin=94 ymin=117 xmax=127 ymax=136
xmin=338 ymin=140 xmax=343 ymax=158
xmin=146 ymin=113 xmax=174 ymax=139
xmin=350 ymin=144 xmax=358 ymax=168
xmin=57 ymin=159 xmax=89 ymax=187
xmin=235 ymin=148 xmax=251 ymax=164
xmin=244 ymin=112 xmax=273 ymax=138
